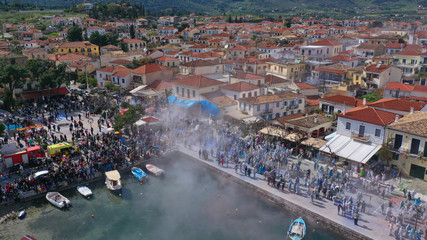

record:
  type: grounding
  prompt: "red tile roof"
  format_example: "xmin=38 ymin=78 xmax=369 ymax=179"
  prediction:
xmin=265 ymin=75 xmax=288 ymax=84
xmin=110 ymin=59 xmax=132 ymax=64
xmin=147 ymin=80 xmax=172 ymax=90
xmin=173 ymin=75 xmax=224 ymax=88
xmin=132 ymin=63 xmax=168 ymax=75
xmin=384 ymin=82 xmax=414 ymax=91
xmin=328 ymin=55 xmax=358 ymax=61
xmin=321 ymin=94 xmax=370 ymax=106
xmin=295 ymin=82 xmax=317 ymax=90
xmin=123 ymin=39 xmax=146 ymax=43
xmin=368 ymin=98 xmax=425 ymax=112
xmin=221 ymin=82 xmax=260 ymax=92
xmin=98 ymin=65 xmax=129 ymax=73
xmin=394 ymin=49 xmax=422 ymax=56
xmin=312 ymin=68 xmax=347 ymax=75
xmin=339 ymin=106 xmax=402 ymax=126
xmin=385 ymin=43 xmax=404 ymax=48
xmin=414 ymin=85 xmax=427 ymax=93
xmin=309 ymin=39 xmax=341 ymax=46
xmin=364 ymin=64 xmax=391 ymax=73
xmin=155 ymin=56 xmax=177 ymax=61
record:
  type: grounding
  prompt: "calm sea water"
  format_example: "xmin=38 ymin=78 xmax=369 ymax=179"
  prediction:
xmin=0 ymin=155 xmax=344 ymax=240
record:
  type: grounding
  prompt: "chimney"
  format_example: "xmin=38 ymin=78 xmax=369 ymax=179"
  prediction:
xmin=410 ymin=106 xmax=414 ymax=114
xmin=395 ymin=115 xmax=399 ymax=122
xmin=363 ymin=98 xmax=366 ymax=106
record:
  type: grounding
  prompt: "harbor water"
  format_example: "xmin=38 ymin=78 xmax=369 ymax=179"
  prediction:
xmin=0 ymin=154 xmax=344 ymax=240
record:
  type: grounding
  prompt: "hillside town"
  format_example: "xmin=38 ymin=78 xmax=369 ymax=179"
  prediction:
xmin=1 ymin=5 xmax=427 ymax=240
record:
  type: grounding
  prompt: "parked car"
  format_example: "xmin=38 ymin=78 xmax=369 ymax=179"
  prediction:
xmin=78 ymin=84 xmax=87 ymax=89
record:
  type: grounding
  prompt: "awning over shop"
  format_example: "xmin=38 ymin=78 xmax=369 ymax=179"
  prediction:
xmin=324 ymin=132 xmax=336 ymax=141
xmin=129 ymin=85 xmax=147 ymax=94
xmin=134 ymin=120 xmax=146 ymax=127
xmin=259 ymin=126 xmax=287 ymax=138
xmin=168 ymin=95 xmax=199 ymax=109
xmin=301 ymin=138 xmax=328 ymax=149
xmin=319 ymin=134 xmax=381 ymax=164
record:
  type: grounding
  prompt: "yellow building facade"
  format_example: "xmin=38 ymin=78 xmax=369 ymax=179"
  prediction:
xmin=57 ymin=41 xmax=100 ymax=58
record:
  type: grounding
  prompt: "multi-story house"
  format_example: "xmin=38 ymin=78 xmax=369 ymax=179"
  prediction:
xmin=226 ymin=45 xmax=253 ymax=61
xmin=220 ymin=82 xmax=261 ymax=100
xmin=87 ymin=26 xmax=106 ymax=38
xmin=172 ymin=75 xmax=226 ymax=100
xmin=354 ymin=43 xmax=386 ymax=58
xmin=392 ymin=49 xmax=422 ymax=77
xmin=131 ymin=63 xmax=173 ymax=85
xmin=368 ymin=98 xmax=427 ymax=115
xmin=308 ymin=39 xmax=343 ymax=58
xmin=266 ymin=59 xmax=308 ymax=82
xmin=319 ymin=95 xmax=370 ymax=114
xmin=258 ymin=45 xmax=284 ymax=59
xmin=237 ymin=92 xmax=305 ymax=120
xmin=363 ymin=64 xmax=402 ymax=89
xmin=96 ymin=65 xmax=132 ymax=89
xmin=386 ymin=111 xmax=427 ymax=180
xmin=320 ymin=106 xmax=401 ymax=170
xmin=57 ymin=41 xmax=100 ymax=58
xmin=122 ymin=39 xmax=146 ymax=51
xmin=384 ymin=82 xmax=427 ymax=100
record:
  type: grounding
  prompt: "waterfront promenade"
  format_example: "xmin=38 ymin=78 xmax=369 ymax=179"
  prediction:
xmin=178 ymin=145 xmax=394 ymax=240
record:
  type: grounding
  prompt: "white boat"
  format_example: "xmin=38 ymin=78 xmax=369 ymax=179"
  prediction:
xmin=131 ymin=167 xmax=148 ymax=181
xmin=105 ymin=170 xmax=122 ymax=193
xmin=18 ymin=209 xmax=26 ymax=219
xmin=46 ymin=192 xmax=71 ymax=209
xmin=146 ymin=164 xmax=164 ymax=176
xmin=77 ymin=185 xmax=93 ymax=198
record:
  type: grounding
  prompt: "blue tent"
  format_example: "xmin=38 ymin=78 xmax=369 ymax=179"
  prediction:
xmin=167 ymin=95 xmax=199 ymax=109
xmin=167 ymin=95 xmax=220 ymax=116
xmin=201 ymin=100 xmax=220 ymax=116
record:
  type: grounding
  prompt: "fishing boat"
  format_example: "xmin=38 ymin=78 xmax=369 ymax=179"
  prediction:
xmin=105 ymin=170 xmax=122 ymax=193
xmin=18 ymin=208 xmax=26 ymax=219
xmin=146 ymin=164 xmax=164 ymax=176
xmin=288 ymin=217 xmax=306 ymax=240
xmin=21 ymin=235 xmax=37 ymax=240
xmin=131 ymin=167 xmax=148 ymax=181
xmin=77 ymin=185 xmax=93 ymax=198
xmin=46 ymin=192 xmax=71 ymax=209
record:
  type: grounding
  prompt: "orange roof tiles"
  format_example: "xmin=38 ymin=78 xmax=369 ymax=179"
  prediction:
xmin=132 ymin=63 xmax=169 ymax=75
xmin=233 ymin=73 xmax=264 ymax=80
xmin=365 ymin=64 xmax=392 ymax=73
xmin=384 ymin=82 xmax=414 ymax=91
xmin=394 ymin=49 xmax=422 ymax=56
xmin=221 ymin=82 xmax=260 ymax=92
xmin=310 ymin=39 xmax=341 ymax=46
xmin=368 ymin=98 xmax=425 ymax=112
xmin=295 ymin=82 xmax=317 ymax=90
xmin=339 ymin=106 xmax=402 ymax=126
xmin=321 ymin=95 xmax=370 ymax=106
xmin=173 ymin=75 xmax=224 ymax=88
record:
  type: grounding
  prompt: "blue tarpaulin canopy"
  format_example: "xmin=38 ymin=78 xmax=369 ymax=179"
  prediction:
xmin=167 ymin=95 xmax=220 ymax=116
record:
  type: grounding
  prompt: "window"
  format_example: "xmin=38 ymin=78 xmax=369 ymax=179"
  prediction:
xmin=298 ymin=110 xmax=301 ymax=113
xmin=193 ymin=90 xmax=195 ymax=98
xmin=345 ymin=122 xmax=351 ymax=130
xmin=410 ymin=138 xmax=421 ymax=155
xmin=242 ymin=93 xmax=246 ymax=98
xmin=257 ymin=105 xmax=260 ymax=111
xmin=234 ymin=95 xmax=237 ymax=100
xmin=276 ymin=102 xmax=279 ymax=107
xmin=375 ymin=129 xmax=381 ymax=137
xmin=283 ymin=112 xmax=287 ymax=116
xmin=291 ymin=111 xmax=294 ymax=115
xmin=275 ymin=113 xmax=280 ymax=118
xmin=424 ymin=142 xmax=427 ymax=158
xmin=283 ymin=101 xmax=287 ymax=106
xmin=298 ymin=99 xmax=302 ymax=104
xmin=176 ymin=87 xmax=179 ymax=94
xmin=122 ymin=78 xmax=125 ymax=83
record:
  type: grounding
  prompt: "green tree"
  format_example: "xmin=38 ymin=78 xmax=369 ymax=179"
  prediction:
xmin=398 ymin=38 xmax=405 ymax=43
xmin=284 ymin=18 xmax=292 ymax=28
xmin=89 ymin=31 xmax=107 ymax=47
xmin=129 ymin=25 xmax=135 ymax=39
xmin=0 ymin=64 xmax=29 ymax=109
xmin=360 ymin=93 xmax=382 ymax=102
xmin=113 ymin=105 xmax=145 ymax=130
xmin=67 ymin=26 xmax=83 ymax=42
xmin=227 ymin=15 xmax=232 ymax=23
xmin=10 ymin=40 xmax=22 ymax=54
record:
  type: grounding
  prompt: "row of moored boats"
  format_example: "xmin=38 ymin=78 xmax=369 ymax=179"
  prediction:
xmin=45 ymin=164 xmax=164 ymax=209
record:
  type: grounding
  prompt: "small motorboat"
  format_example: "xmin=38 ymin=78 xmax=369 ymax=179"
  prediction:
xmin=21 ymin=235 xmax=37 ymax=240
xmin=77 ymin=185 xmax=93 ymax=198
xmin=105 ymin=170 xmax=122 ymax=193
xmin=46 ymin=192 xmax=71 ymax=209
xmin=18 ymin=208 xmax=26 ymax=219
xmin=131 ymin=167 xmax=148 ymax=181
xmin=288 ymin=217 xmax=306 ymax=240
xmin=146 ymin=164 xmax=164 ymax=177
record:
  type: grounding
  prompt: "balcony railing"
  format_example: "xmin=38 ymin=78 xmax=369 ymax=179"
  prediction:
xmin=351 ymin=131 xmax=370 ymax=143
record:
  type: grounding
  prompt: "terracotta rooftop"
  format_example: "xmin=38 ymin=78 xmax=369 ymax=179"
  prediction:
xmin=321 ymin=94 xmax=370 ymax=106
xmin=394 ymin=49 xmax=422 ymax=56
xmin=309 ymin=39 xmax=341 ymax=46
xmin=173 ymin=75 xmax=225 ymax=88
xmin=285 ymin=114 xmax=333 ymax=129
xmin=265 ymin=75 xmax=289 ymax=85
xmin=132 ymin=63 xmax=169 ymax=75
xmin=155 ymin=56 xmax=177 ymax=62
xmin=339 ymin=106 xmax=401 ymax=126
xmin=110 ymin=59 xmax=132 ymax=64
xmin=365 ymin=64 xmax=392 ymax=73
xmin=274 ymin=113 xmax=304 ymax=125
xmin=147 ymin=80 xmax=172 ymax=90
xmin=221 ymin=82 xmax=260 ymax=92
xmin=200 ymin=91 xmax=237 ymax=108
xmin=355 ymin=43 xmax=383 ymax=50
xmin=295 ymin=82 xmax=317 ymax=90
xmin=384 ymin=82 xmax=414 ymax=91
xmin=180 ymin=59 xmax=220 ymax=67
xmin=368 ymin=98 xmax=425 ymax=113
xmin=388 ymin=111 xmax=427 ymax=136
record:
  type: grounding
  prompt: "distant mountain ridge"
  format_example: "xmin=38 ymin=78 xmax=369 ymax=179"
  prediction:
xmin=16 ymin=0 xmax=421 ymax=15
